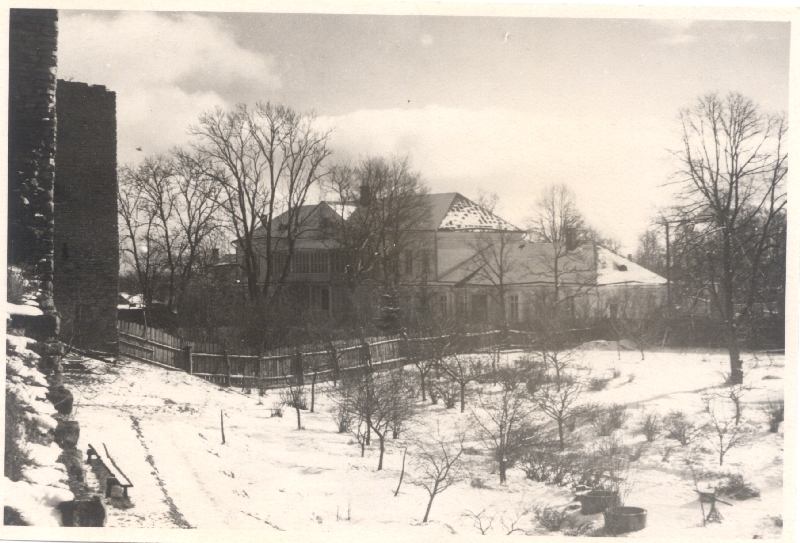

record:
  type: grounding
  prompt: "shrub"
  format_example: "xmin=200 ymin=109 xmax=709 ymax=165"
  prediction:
xmin=626 ymin=373 xmax=636 ymax=384
xmin=519 ymin=446 xmax=581 ymax=487
xmin=330 ymin=405 xmax=350 ymax=433
xmin=470 ymin=477 xmax=488 ymax=489
xmin=610 ymin=367 xmax=622 ymax=379
xmin=589 ymin=377 xmax=610 ymax=392
xmin=271 ymin=401 xmax=284 ymax=418
xmin=281 ymin=390 xmax=307 ymax=410
xmin=627 ymin=441 xmax=649 ymax=462
xmin=764 ymin=399 xmax=784 ymax=433
xmin=433 ymin=379 xmax=460 ymax=409
xmin=664 ymin=411 xmax=697 ymax=445
xmin=660 ymin=444 xmax=674 ymax=462
xmin=638 ymin=412 xmax=662 ymax=442
xmin=533 ymin=506 xmax=568 ymax=532
xmin=571 ymin=450 xmax=606 ymax=489
xmin=773 ymin=516 xmax=783 ymax=528
xmin=6 ymin=267 xmax=28 ymax=304
xmin=715 ymin=473 xmax=760 ymax=500
xmin=592 ymin=404 xmax=628 ymax=436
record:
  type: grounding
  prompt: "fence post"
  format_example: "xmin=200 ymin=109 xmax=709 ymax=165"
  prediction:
xmin=293 ymin=348 xmax=305 ymax=386
xmin=361 ymin=339 xmax=372 ymax=372
xmin=329 ymin=345 xmax=339 ymax=385
xmin=183 ymin=344 xmax=193 ymax=375
xmin=401 ymin=330 xmax=410 ymax=367
xmin=223 ymin=346 xmax=231 ymax=387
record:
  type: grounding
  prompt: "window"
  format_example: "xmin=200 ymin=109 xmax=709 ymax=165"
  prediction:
xmin=609 ymin=303 xmax=618 ymax=319
xmin=291 ymin=252 xmax=329 ymax=274
xmin=311 ymin=285 xmax=331 ymax=312
xmin=471 ymin=293 xmax=488 ymax=323
xmin=508 ymin=294 xmax=519 ymax=322
xmin=320 ymin=287 xmax=330 ymax=311
xmin=438 ymin=293 xmax=448 ymax=318
xmin=404 ymin=250 xmax=413 ymax=275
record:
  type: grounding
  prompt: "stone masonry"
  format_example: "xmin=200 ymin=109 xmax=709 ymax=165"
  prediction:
xmin=8 ymin=9 xmax=59 ymax=335
xmin=53 ymin=81 xmax=119 ymax=352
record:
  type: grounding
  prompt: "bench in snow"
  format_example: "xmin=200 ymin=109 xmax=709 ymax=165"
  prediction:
xmin=86 ymin=443 xmax=134 ymax=499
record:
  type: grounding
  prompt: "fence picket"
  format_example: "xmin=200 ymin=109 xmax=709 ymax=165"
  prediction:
xmin=118 ymin=321 xmax=568 ymax=390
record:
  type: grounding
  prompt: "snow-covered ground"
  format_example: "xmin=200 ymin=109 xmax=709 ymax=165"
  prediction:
xmin=5 ymin=335 xmax=74 ymax=526
xmin=63 ymin=345 xmax=784 ymax=537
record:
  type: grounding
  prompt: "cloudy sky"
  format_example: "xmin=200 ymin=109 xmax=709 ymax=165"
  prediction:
xmin=58 ymin=11 xmax=790 ymax=253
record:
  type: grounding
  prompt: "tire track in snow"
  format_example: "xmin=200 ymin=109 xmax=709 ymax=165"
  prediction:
xmin=130 ymin=415 xmax=194 ymax=528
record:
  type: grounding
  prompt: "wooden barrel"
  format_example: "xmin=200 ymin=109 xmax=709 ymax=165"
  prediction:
xmin=604 ymin=506 xmax=647 ymax=534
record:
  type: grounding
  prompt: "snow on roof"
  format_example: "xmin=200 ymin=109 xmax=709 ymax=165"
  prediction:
xmin=325 ymin=201 xmax=357 ymax=221
xmin=596 ymin=246 xmax=667 ymax=286
xmin=437 ymin=193 xmax=522 ymax=232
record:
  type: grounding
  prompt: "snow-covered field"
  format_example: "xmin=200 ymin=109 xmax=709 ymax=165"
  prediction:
xmin=62 ymin=344 xmax=785 ymax=538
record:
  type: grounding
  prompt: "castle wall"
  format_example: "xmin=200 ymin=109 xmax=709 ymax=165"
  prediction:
xmin=53 ymin=81 xmax=119 ymax=351
xmin=8 ymin=9 xmax=59 ymax=325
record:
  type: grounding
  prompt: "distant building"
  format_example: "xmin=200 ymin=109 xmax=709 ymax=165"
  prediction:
xmin=235 ymin=193 xmax=667 ymax=327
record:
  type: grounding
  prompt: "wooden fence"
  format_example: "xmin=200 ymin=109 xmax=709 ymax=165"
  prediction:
xmin=118 ymin=321 xmax=588 ymax=390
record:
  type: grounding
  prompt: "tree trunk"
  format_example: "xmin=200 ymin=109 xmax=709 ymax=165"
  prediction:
xmin=419 ymin=370 xmax=426 ymax=402
xmin=295 ymin=406 xmax=301 ymax=430
xmin=394 ymin=448 xmax=407 ymax=496
xmin=460 ymin=383 xmax=466 ymax=413
xmin=557 ymin=419 xmax=565 ymax=451
xmin=422 ymin=481 xmax=439 ymax=522
xmin=727 ymin=332 xmax=744 ymax=385
xmin=310 ymin=371 xmax=317 ymax=413
xmin=377 ymin=435 xmax=385 ymax=470
xmin=499 ymin=458 xmax=507 ymax=484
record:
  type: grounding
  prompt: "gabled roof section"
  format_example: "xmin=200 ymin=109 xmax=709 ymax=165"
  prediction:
xmin=596 ymin=247 xmax=667 ymax=286
xmin=433 ymin=193 xmax=522 ymax=232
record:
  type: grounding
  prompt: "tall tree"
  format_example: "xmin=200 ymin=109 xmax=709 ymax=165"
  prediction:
xmin=669 ymin=92 xmax=787 ymax=384
xmin=527 ymin=183 xmax=597 ymax=319
xmin=118 ymin=159 xmax=170 ymax=307
xmin=466 ymin=192 xmax=524 ymax=328
xmin=634 ymin=228 xmax=666 ymax=276
xmin=190 ymin=102 xmax=331 ymax=305
xmin=326 ymin=155 xmax=430 ymax=330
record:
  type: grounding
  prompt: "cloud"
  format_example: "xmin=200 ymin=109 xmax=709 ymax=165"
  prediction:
xmin=659 ymin=33 xmax=698 ymax=45
xmin=58 ymin=11 xmax=281 ymax=165
xmin=317 ymin=106 xmax=676 ymax=251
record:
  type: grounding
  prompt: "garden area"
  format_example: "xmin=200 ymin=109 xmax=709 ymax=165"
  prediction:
xmin=54 ymin=340 xmax=784 ymax=537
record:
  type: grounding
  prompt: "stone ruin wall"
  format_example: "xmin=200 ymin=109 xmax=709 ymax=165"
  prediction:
xmin=8 ymin=8 xmax=59 ymax=334
xmin=53 ymin=82 xmax=119 ymax=352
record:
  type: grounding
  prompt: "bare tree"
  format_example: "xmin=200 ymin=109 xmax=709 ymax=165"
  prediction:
xmin=527 ymin=184 xmax=598 ymax=320
xmin=669 ymin=92 xmax=787 ymax=384
xmin=704 ymin=396 xmax=747 ymax=466
xmin=190 ymin=102 xmax=331 ymax=304
xmin=326 ymin=155 xmax=431 ymax=331
xmin=409 ymin=424 xmax=466 ymax=523
xmin=333 ymin=368 xmax=414 ymax=469
xmin=280 ymin=375 xmax=307 ymax=431
xmin=440 ymin=348 xmax=486 ymax=413
xmin=533 ymin=373 xmax=583 ymax=451
xmin=118 ymin=161 xmax=168 ymax=306
xmin=471 ymin=367 xmax=538 ymax=483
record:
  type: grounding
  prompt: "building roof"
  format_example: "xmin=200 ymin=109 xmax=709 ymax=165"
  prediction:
xmin=422 ymin=192 xmax=523 ymax=232
xmin=436 ymin=243 xmax=666 ymax=287
xmin=595 ymin=247 xmax=667 ymax=286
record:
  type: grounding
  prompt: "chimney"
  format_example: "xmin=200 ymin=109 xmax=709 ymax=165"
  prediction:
xmin=565 ymin=228 xmax=577 ymax=252
xmin=359 ymin=184 xmax=371 ymax=207
xmin=211 ymin=248 xmax=219 ymax=264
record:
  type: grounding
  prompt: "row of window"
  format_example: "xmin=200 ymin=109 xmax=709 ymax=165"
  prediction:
xmin=268 ymin=250 xmax=432 ymax=276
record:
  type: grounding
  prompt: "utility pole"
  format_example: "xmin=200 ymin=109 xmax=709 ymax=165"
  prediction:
xmin=664 ymin=219 xmax=671 ymax=317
